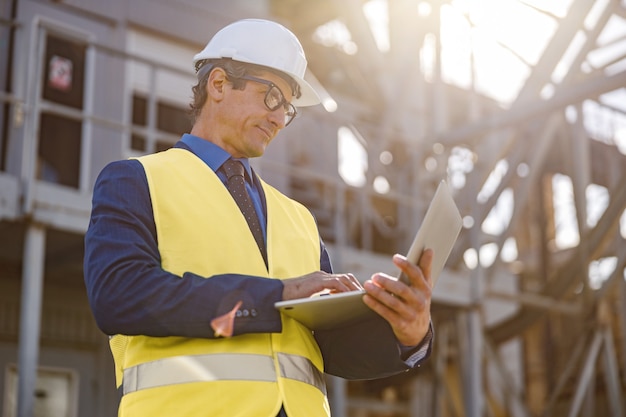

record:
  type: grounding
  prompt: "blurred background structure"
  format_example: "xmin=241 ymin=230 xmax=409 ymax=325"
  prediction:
xmin=0 ymin=0 xmax=625 ymax=416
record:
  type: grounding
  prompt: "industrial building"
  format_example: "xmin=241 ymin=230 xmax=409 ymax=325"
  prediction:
xmin=0 ymin=0 xmax=625 ymax=416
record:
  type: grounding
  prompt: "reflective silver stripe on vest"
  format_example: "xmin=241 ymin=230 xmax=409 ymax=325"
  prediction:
xmin=123 ymin=353 xmax=275 ymax=395
xmin=277 ymin=352 xmax=326 ymax=395
xmin=122 ymin=353 xmax=326 ymax=395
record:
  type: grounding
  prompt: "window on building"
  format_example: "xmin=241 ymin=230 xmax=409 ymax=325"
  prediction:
xmin=37 ymin=114 xmax=81 ymax=187
xmin=130 ymin=94 xmax=190 ymax=153
xmin=36 ymin=34 xmax=86 ymax=188
xmin=4 ymin=364 xmax=79 ymax=417
xmin=125 ymin=29 xmax=195 ymax=156
xmin=0 ymin=14 xmax=14 ymax=172
xmin=131 ymin=94 xmax=147 ymax=151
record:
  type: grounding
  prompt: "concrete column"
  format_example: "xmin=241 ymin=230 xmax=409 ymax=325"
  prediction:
xmin=16 ymin=222 xmax=46 ymax=417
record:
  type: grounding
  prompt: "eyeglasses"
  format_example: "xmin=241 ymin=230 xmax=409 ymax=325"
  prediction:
xmin=234 ymin=75 xmax=298 ymax=126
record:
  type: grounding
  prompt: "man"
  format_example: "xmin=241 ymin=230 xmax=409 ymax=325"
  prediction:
xmin=84 ymin=18 xmax=434 ymax=417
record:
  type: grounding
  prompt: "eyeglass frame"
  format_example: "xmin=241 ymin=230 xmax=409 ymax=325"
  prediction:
xmin=230 ymin=74 xmax=298 ymax=126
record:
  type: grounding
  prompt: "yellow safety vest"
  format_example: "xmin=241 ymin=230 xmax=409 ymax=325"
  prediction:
xmin=110 ymin=148 xmax=329 ymax=417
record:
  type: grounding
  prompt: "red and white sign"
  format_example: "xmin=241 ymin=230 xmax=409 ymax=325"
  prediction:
xmin=48 ymin=55 xmax=73 ymax=92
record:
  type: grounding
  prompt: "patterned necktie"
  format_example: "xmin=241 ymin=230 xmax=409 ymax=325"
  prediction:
xmin=221 ymin=159 xmax=267 ymax=266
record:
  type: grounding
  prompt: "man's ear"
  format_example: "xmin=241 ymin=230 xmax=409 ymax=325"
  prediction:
xmin=207 ymin=67 xmax=227 ymax=100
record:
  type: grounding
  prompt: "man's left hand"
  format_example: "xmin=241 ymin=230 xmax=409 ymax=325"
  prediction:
xmin=362 ymin=249 xmax=433 ymax=346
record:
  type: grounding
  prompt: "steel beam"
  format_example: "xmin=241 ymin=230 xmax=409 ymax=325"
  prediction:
xmin=484 ymin=339 xmax=531 ymax=417
xmin=514 ymin=0 xmax=595 ymax=103
xmin=437 ymin=69 xmax=626 ymax=146
xmin=601 ymin=327 xmax=625 ymax=417
xmin=567 ymin=330 xmax=604 ymax=417
xmin=489 ymin=168 xmax=626 ymax=342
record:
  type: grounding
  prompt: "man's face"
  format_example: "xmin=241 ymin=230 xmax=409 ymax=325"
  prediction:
xmin=217 ymin=70 xmax=295 ymax=158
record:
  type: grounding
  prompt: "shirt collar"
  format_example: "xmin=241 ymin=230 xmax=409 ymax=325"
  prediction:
xmin=180 ymin=133 xmax=254 ymax=179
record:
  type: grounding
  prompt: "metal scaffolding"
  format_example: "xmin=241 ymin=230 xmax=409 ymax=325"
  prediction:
xmin=271 ymin=0 xmax=626 ymax=415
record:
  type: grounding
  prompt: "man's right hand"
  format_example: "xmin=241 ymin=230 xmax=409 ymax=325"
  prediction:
xmin=282 ymin=272 xmax=363 ymax=301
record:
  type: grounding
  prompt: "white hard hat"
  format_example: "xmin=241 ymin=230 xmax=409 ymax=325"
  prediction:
xmin=193 ymin=19 xmax=321 ymax=107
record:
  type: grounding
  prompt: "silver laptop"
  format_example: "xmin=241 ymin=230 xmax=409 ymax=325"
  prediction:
xmin=275 ymin=180 xmax=463 ymax=330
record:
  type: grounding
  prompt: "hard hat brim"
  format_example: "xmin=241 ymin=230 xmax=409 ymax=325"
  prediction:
xmin=288 ymin=74 xmax=321 ymax=107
